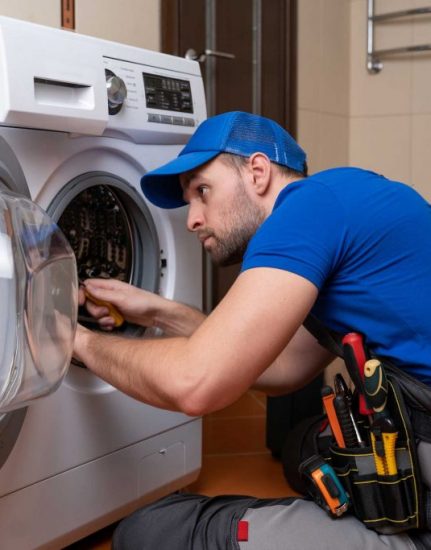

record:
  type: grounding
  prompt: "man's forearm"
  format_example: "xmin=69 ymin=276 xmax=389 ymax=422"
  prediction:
xmin=153 ymin=300 xmax=206 ymax=336
xmin=75 ymin=327 xmax=194 ymax=412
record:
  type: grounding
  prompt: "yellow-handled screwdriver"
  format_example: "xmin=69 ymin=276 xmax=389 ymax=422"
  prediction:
xmin=83 ymin=288 xmax=124 ymax=328
xmin=371 ymin=417 xmax=398 ymax=476
xmin=364 ymin=359 xmax=398 ymax=476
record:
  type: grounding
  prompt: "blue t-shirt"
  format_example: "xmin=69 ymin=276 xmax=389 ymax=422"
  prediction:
xmin=241 ymin=167 xmax=431 ymax=384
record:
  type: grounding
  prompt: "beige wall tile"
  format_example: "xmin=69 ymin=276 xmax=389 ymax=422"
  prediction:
xmin=297 ymin=0 xmax=322 ymax=111
xmin=0 ymin=0 xmax=60 ymax=27
xmin=411 ymin=1 xmax=431 ymax=113
xmin=411 ymin=114 xmax=431 ymax=201
xmin=350 ymin=0 xmax=412 ymax=116
xmin=297 ymin=110 xmax=349 ymax=173
xmin=75 ymin=0 xmax=160 ymax=51
xmin=349 ymin=115 xmax=411 ymax=182
xmin=318 ymin=113 xmax=350 ymax=169
xmin=319 ymin=0 xmax=350 ymax=115
xmin=297 ymin=0 xmax=350 ymax=115
xmin=297 ymin=109 xmax=321 ymax=174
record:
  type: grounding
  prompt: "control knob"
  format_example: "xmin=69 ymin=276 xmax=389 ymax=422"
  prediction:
xmin=105 ymin=69 xmax=127 ymax=114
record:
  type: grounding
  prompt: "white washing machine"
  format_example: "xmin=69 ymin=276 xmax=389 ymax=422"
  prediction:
xmin=0 ymin=16 xmax=206 ymax=550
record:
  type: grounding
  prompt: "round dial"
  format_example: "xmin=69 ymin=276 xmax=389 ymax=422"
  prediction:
xmin=105 ymin=69 xmax=127 ymax=114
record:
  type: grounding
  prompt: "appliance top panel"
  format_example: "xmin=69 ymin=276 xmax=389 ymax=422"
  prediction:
xmin=0 ymin=16 xmax=206 ymax=143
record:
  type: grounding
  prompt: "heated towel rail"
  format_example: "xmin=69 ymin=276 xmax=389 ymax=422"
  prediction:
xmin=367 ymin=0 xmax=431 ymax=73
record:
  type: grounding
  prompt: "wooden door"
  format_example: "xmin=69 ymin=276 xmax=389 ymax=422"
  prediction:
xmin=161 ymin=0 xmax=297 ymax=310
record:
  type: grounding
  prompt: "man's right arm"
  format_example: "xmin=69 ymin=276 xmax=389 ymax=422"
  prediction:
xmin=81 ymin=278 xmax=206 ymax=336
xmin=81 ymin=278 xmax=333 ymax=398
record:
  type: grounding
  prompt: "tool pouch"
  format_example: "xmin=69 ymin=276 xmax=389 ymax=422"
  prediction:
xmin=327 ymin=365 xmax=429 ymax=535
xmin=300 ymin=315 xmax=431 ymax=534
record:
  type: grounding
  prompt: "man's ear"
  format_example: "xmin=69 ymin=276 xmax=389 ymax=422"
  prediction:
xmin=248 ymin=152 xmax=272 ymax=197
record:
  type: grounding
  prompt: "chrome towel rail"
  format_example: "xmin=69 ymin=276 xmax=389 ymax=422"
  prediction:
xmin=367 ymin=0 xmax=431 ymax=73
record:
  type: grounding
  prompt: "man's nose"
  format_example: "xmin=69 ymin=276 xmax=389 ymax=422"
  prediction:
xmin=186 ymin=204 xmax=204 ymax=232
xmin=187 ymin=205 xmax=203 ymax=231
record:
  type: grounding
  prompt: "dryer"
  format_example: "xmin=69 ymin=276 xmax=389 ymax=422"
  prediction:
xmin=0 ymin=16 xmax=206 ymax=549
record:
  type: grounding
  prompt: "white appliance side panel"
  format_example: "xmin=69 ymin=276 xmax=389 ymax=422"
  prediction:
xmin=0 ymin=375 xmax=197 ymax=496
xmin=0 ymin=419 xmax=201 ymax=550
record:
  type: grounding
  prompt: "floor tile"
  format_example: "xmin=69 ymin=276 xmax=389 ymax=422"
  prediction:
xmin=188 ymin=453 xmax=297 ymax=498
xmin=203 ymin=416 xmax=267 ymax=455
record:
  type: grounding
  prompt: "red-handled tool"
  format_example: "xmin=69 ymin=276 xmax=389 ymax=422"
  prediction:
xmin=342 ymin=333 xmax=374 ymax=416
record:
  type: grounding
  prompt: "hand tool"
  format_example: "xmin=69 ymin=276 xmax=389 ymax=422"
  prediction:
xmin=299 ymin=454 xmax=349 ymax=518
xmin=371 ymin=417 xmax=398 ymax=476
xmin=342 ymin=332 xmax=374 ymax=416
xmin=83 ymin=287 xmax=124 ymax=328
xmin=334 ymin=374 xmax=365 ymax=447
xmin=334 ymin=373 xmax=353 ymax=406
xmin=321 ymin=386 xmax=345 ymax=448
xmin=363 ymin=358 xmax=389 ymax=417
xmin=364 ymin=359 xmax=398 ymax=475
xmin=333 ymin=395 xmax=358 ymax=447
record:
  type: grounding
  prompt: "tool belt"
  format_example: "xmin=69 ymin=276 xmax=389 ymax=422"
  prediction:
xmin=298 ymin=315 xmax=431 ymax=535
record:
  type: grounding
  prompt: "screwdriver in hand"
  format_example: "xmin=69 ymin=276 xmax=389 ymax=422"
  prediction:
xmin=83 ymin=287 xmax=124 ymax=328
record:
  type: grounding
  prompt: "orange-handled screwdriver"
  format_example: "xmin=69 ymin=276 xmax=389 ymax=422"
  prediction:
xmin=83 ymin=288 xmax=124 ymax=328
xmin=321 ymin=386 xmax=345 ymax=448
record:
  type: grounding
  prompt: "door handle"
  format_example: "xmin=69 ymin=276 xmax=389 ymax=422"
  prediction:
xmin=185 ymin=48 xmax=235 ymax=63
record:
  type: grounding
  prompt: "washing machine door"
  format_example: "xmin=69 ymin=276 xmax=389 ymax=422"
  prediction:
xmin=0 ymin=189 xmax=78 ymax=413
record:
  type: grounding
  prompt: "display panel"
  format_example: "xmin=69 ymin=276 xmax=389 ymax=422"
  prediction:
xmin=143 ymin=73 xmax=193 ymax=113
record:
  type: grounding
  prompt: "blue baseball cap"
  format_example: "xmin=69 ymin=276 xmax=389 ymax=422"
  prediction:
xmin=141 ymin=111 xmax=307 ymax=209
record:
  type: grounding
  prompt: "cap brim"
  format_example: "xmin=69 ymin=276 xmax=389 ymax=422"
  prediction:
xmin=141 ymin=150 xmax=219 ymax=209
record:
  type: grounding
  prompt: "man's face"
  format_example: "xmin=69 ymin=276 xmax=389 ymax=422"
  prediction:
xmin=180 ymin=157 xmax=265 ymax=266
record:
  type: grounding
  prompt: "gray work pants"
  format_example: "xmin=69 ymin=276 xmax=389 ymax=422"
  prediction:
xmin=112 ymin=443 xmax=431 ymax=550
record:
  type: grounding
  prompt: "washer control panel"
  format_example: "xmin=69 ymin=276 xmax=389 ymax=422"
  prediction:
xmin=103 ymin=56 xmax=205 ymax=141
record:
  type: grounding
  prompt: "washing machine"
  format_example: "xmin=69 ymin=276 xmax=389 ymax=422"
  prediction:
xmin=0 ymin=16 xmax=206 ymax=550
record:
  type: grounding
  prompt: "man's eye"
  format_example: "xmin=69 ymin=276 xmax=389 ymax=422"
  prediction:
xmin=197 ymin=186 xmax=208 ymax=196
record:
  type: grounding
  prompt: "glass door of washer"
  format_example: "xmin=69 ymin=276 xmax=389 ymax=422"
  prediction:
xmin=0 ymin=190 xmax=78 ymax=414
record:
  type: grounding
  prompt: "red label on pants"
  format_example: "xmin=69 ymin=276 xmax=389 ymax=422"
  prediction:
xmin=237 ymin=520 xmax=249 ymax=541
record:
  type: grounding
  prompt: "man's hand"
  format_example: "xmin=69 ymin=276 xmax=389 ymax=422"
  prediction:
xmin=79 ymin=278 xmax=206 ymax=336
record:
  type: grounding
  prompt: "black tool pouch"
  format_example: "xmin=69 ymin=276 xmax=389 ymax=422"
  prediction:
xmin=300 ymin=315 xmax=431 ymax=534
xmin=328 ymin=367 xmax=429 ymax=535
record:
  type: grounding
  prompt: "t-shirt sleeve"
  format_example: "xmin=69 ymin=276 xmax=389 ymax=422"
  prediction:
xmin=241 ymin=182 xmax=347 ymax=289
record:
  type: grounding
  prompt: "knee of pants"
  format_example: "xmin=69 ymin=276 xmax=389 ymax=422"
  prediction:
xmin=112 ymin=493 xmax=208 ymax=550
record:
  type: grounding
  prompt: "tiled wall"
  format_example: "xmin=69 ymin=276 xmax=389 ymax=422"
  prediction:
xmin=0 ymin=0 xmax=160 ymax=51
xmin=0 ymin=0 xmax=60 ymax=26
xmin=350 ymin=0 xmax=431 ymax=200
xmin=298 ymin=0 xmax=431 ymax=202
xmin=297 ymin=0 xmax=351 ymax=174
xmin=75 ymin=0 xmax=160 ymax=50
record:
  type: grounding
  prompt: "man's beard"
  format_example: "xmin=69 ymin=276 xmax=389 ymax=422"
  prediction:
xmin=199 ymin=180 xmax=266 ymax=266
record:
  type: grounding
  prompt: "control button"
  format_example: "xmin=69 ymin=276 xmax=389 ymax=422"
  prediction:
xmin=173 ymin=116 xmax=184 ymax=125
xmin=148 ymin=113 xmax=161 ymax=123
xmin=184 ymin=118 xmax=195 ymax=127
xmin=161 ymin=115 xmax=173 ymax=124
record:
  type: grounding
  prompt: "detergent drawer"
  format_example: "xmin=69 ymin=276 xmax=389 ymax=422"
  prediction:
xmin=0 ymin=190 xmax=78 ymax=413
